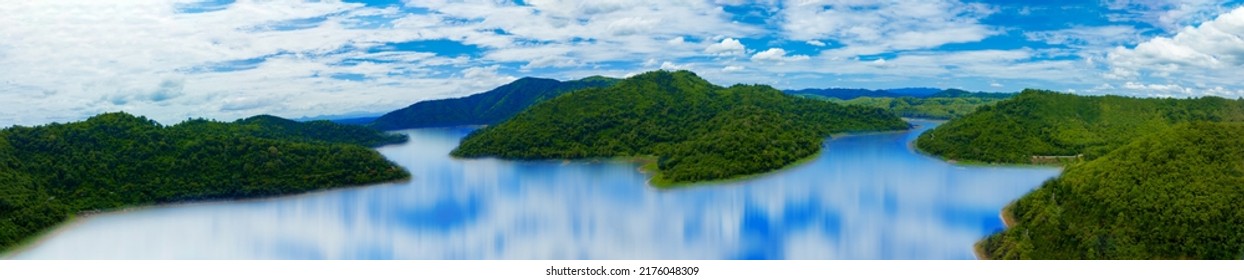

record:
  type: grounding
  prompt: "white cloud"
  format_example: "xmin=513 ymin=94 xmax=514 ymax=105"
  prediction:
xmin=1104 ymin=0 xmax=1236 ymax=31
xmin=780 ymin=0 xmax=996 ymax=57
xmin=1106 ymin=6 xmax=1244 ymax=97
xmin=1115 ymin=81 xmax=1244 ymax=97
xmin=0 ymin=0 xmax=449 ymax=125
xmin=1025 ymin=25 xmax=1143 ymax=48
xmin=3 ymin=0 xmax=1240 ymax=126
xmin=659 ymin=61 xmax=688 ymax=70
xmin=462 ymin=65 xmax=518 ymax=89
xmin=751 ymin=48 xmax=810 ymax=63
xmin=412 ymin=0 xmax=760 ymax=66
xmin=642 ymin=58 xmax=659 ymax=67
xmin=0 ymin=0 xmax=763 ymax=125
xmin=704 ymin=38 xmax=747 ymax=56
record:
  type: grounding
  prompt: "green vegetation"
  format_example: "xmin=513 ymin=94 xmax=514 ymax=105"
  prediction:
xmin=0 ymin=112 xmax=409 ymax=252
xmin=187 ymin=115 xmax=408 ymax=147
xmin=451 ymin=70 xmax=908 ymax=185
xmin=979 ymin=122 xmax=1244 ymax=259
xmin=916 ymin=89 xmax=1244 ymax=164
xmin=369 ymin=76 xmax=619 ymax=130
xmin=784 ymin=87 xmax=942 ymax=100
xmin=817 ymin=89 xmax=1013 ymax=119
xmin=925 ymin=89 xmax=1244 ymax=259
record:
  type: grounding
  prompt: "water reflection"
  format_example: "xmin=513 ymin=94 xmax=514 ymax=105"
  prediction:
xmin=11 ymin=120 xmax=1060 ymax=259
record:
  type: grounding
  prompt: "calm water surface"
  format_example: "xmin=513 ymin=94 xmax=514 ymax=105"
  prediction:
xmin=11 ymin=120 xmax=1060 ymax=259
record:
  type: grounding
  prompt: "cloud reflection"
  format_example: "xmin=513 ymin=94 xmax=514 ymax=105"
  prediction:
xmin=12 ymin=120 xmax=1059 ymax=259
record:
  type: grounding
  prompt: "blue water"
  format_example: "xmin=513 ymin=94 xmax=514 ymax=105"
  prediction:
xmin=10 ymin=120 xmax=1060 ymax=259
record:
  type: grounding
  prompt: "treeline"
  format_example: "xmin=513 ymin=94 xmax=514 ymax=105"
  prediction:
xmin=183 ymin=115 xmax=408 ymax=147
xmin=369 ymin=76 xmax=619 ymax=130
xmin=799 ymin=89 xmax=1013 ymax=119
xmin=0 ymin=112 xmax=409 ymax=252
xmin=979 ymin=122 xmax=1244 ymax=259
xmin=451 ymin=70 xmax=908 ymax=185
xmin=916 ymin=89 xmax=1244 ymax=163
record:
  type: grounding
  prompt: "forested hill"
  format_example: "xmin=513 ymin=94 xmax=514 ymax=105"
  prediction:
xmin=979 ymin=122 xmax=1244 ymax=259
xmin=451 ymin=70 xmax=908 ymax=186
xmin=818 ymin=89 xmax=1014 ymax=119
xmin=0 ymin=112 xmax=409 ymax=252
xmin=784 ymin=87 xmax=942 ymax=99
xmin=369 ymin=76 xmax=619 ymax=130
xmin=915 ymin=89 xmax=1244 ymax=164
xmin=183 ymin=114 xmax=408 ymax=147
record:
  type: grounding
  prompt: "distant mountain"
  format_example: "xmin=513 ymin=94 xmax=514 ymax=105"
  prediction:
xmin=784 ymin=88 xmax=895 ymax=99
xmin=928 ymin=88 xmax=1014 ymax=98
xmin=451 ymin=70 xmax=907 ymax=186
xmin=884 ymin=87 xmax=943 ymax=96
xmin=322 ymin=116 xmax=379 ymax=125
xmin=369 ymin=76 xmax=620 ymax=130
xmin=790 ymin=88 xmax=1015 ymax=119
xmin=294 ymin=112 xmax=382 ymax=125
xmin=787 ymin=87 xmax=1013 ymax=99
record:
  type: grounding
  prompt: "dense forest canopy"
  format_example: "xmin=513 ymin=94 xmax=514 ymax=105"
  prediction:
xmin=916 ymin=89 xmax=1244 ymax=163
xmin=979 ymin=122 xmax=1244 ymax=259
xmin=451 ymin=70 xmax=908 ymax=185
xmin=0 ymin=112 xmax=409 ymax=252
xmin=369 ymin=76 xmax=619 ymax=130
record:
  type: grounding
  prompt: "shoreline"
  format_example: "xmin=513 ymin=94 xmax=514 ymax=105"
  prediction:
xmin=1 ymin=177 xmax=411 ymax=259
xmin=904 ymin=119 xmax=1073 ymax=169
xmin=1000 ymin=204 xmax=1016 ymax=228
xmin=975 ymin=203 xmax=1018 ymax=260
xmin=647 ymin=148 xmax=826 ymax=190
xmin=0 ymin=215 xmax=85 ymax=259
xmin=974 ymin=241 xmax=987 ymax=260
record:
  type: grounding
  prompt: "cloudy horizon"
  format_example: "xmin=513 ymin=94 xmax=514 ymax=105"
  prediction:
xmin=2 ymin=0 xmax=1243 ymax=126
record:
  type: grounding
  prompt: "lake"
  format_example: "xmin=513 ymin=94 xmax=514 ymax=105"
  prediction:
xmin=10 ymin=119 xmax=1060 ymax=259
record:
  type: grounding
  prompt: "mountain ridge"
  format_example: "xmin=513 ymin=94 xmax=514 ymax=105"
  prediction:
xmin=369 ymin=76 xmax=619 ymax=130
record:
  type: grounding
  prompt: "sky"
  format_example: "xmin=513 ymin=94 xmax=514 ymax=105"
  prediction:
xmin=1 ymin=0 xmax=1243 ymax=126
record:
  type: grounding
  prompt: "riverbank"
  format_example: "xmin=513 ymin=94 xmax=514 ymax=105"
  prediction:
xmin=975 ymin=204 xmax=1018 ymax=260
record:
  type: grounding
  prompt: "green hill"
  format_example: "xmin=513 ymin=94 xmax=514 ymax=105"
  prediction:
xmin=916 ymin=89 xmax=1244 ymax=164
xmin=182 ymin=114 xmax=408 ymax=147
xmin=450 ymin=70 xmax=908 ymax=185
xmin=979 ymin=122 xmax=1244 ymax=259
xmin=0 ymin=112 xmax=409 ymax=252
xmin=822 ymin=89 xmax=1014 ymax=119
xmin=369 ymin=76 xmax=619 ymax=130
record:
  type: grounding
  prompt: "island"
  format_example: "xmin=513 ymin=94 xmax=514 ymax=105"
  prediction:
xmin=450 ymin=70 xmax=909 ymax=186
xmin=916 ymin=89 xmax=1244 ymax=164
xmin=0 ymin=112 xmax=410 ymax=252
xmin=979 ymin=122 xmax=1244 ymax=259
xmin=369 ymin=76 xmax=619 ymax=130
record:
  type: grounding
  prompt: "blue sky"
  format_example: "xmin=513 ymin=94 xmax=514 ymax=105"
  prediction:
xmin=1 ymin=0 xmax=1243 ymax=125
